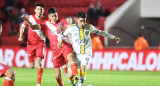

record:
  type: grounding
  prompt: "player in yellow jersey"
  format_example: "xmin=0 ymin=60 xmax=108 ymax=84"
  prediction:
xmin=58 ymin=11 xmax=120 ymax=86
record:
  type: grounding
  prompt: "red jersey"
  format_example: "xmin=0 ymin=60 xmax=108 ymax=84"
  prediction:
xmin=22 ymin=14 xmax=47 ymax=45
xmin=42 ymin=18 xmax=72 ymax=59
xmin=44 ymin=18 xmax=69 ymax=46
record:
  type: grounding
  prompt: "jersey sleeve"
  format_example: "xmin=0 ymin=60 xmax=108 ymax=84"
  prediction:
xmin=62 ymin=26 xmax=72 ymax=37
xmin=90 ymin=24 xmax=116 ymax=39
xmin=60 ymin=18 xmax=69 ymax=27
xmin=21 ymin=16 xmax=29 ymax=28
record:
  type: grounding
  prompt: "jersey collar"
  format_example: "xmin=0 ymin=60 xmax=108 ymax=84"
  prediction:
xmin=76 ymin=23 xmax=85 ymax=29
xmin=76 ymin=23 xmax=81 ymax=29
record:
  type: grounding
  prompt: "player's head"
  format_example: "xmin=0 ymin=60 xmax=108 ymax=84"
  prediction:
xmin=77 ymin=11 xmax=87 ymax=27
xmin=48 ymin=8 xmax=58 ymax=22
xmin=34 ymin=2 xmax=45 ymax=18
xmin=65 ymin=16 xmax=72 ymax=25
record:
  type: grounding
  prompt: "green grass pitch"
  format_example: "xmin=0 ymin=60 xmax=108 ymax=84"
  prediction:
xmin=0 ymin=68 xmax=160 ymax=86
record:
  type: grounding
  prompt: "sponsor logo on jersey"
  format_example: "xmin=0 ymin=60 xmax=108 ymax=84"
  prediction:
xmin=0 ymin=65 xmax=4 ymax=70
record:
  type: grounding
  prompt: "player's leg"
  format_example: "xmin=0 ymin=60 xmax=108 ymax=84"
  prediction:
xmin=78 ymin=65 xmax=86 ymax=86
xmin=54 ymin=68 xmax=64 ymax=86
xmin=63 ymin=63 xmax=68 ymax=76
xmin=36 ymin=57 xmax=43 ymax=86
xmin=68 ymin=57 xmax=80 ymax=86
xmin=78 ymin=54 xmax=91 ymax=86
xmin=68 ymin=70 xmax=75 ymax=85
xmin=35 ymin=46 xmax=45 ymax=86
xmin=62 ymin=45 xmax=78 ymax=76
xmin=3 ymin=68 xmax=16 ymax=86
xmin=27 ymin=45 xmax=35 ymax=69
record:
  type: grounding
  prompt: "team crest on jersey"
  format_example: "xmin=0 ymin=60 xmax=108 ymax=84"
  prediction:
xmin=85 ymin=31 xmax=89 ymax=35
xmin=0 ymin=65 xmax=4 ymax=70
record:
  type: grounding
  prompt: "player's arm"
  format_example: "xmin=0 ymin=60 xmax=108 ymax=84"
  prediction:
xmin=21 ymin=14 xmax=40 ymax=30
xmin=57 ymin=26 xmax=71 ymax=48
xmin=18 ymin=25 xmax=25 ymax=41
xmin=91 ymin=25 xmax=121 ymax=44
xmin=0 ymin=20 xmax=2 ymax=35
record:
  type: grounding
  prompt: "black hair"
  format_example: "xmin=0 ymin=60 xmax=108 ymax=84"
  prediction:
xmin=35 ymin=2 xmax=45 ymax=8
xmin=48 ymin=8 xmax=57 ymax=14
xmin=77 ymin=11 xmax=87 ymax=18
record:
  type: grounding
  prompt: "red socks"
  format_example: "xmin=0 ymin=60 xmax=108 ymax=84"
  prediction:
xmin=3 ymin=78 xmax=13 ymax=86
xmin=37 ymin=68 xmax=43 ymax=84
xmin=56 ymin=77 xmax=64 ymax=86
xmin=12 ymin=79 xmax=15 ymax=86
xmin=70 ymin=62 xmax=78 ymax=76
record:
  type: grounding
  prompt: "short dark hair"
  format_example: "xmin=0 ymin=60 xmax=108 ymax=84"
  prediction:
xmin=35 ymin=2 xmax=45 ymax=8
xmin=48 ymin=8 xmax=57 ymax=14
xmin=77 ymin=11 xmax=87 ymax=18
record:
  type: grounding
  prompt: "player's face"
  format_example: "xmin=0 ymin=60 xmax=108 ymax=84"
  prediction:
xmin=77 ymin=18 xmax=86 ymax=28
xmin=66 ymin=18 xmax=72 ymax=25
xmin=35 ymin=6 xmax=44 ymax=18
xmin=48 ymin=12 xmax=58 ymax=23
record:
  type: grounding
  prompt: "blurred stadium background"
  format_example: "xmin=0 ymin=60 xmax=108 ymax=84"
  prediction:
xmin=0 ymin=0 xmax=160 ymax=86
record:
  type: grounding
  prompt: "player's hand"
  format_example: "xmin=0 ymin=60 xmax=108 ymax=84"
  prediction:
xmin=21 ymin=14 xmax=26 ymax=20
xmin=57 ymin=26 xmax=62 ymax=34
xmin=114 ymin=37 xmax=121 ymax=44
xmin=18 ymin=37 xmax=23 ymax=41
xmin=57 ymin=41 xmax=63 ymax=48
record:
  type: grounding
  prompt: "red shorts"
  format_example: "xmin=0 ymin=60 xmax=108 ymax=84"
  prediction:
xmin=27 ymin=44 xmax=45 ymax=63
xmin=52 ymin=43 xmax=73 ymax=68
xmin=0 ymin=63 xmax=9 ymax=77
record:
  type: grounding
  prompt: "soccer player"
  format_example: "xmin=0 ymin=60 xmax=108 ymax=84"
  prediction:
xmin=0 ymin=63 xmax=16 ymax=86
xmin=59 ymin=11 xmax=121 ymax=86
xmin=21 ymin=8 xmax=79 ymax=86
xmin=18 ymin=3 xmax=46 ymax=86
xmin=62 ymin=16 xmax=73 ymax=77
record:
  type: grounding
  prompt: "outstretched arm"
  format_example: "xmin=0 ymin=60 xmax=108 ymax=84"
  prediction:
xmin=21 ymin=14 xmax=40 ymax=30
xmin=91 ymin=25 xmax=121 ymax=44
xmin=18 ymin=26 xmax=25 ymax=41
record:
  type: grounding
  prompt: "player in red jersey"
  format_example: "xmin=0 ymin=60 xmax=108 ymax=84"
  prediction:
xmin=21 ymin=8 xmax=78 ymax=86
xmin=18 ymin=3 xmax=46 ymax=86
xmin=62 ymin=16 xmax=73 ymax=77
xmin=0 ymin=63 xmax=16 ymax=86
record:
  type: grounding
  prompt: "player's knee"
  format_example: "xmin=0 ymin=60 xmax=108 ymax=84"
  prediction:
xmin=7 ymin=70 xmax=14 ymax=79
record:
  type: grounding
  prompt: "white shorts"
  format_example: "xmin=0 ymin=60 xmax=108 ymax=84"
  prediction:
xmin=75 ymin=53 xmax=92 ymax=68
xmin=68 ymin=53 xmax=92 ymax=71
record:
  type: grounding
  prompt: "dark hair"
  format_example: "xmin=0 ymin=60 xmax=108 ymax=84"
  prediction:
xmin=48 ymin=8 xmax=57 ymax=14
xmin=77 ymin=11 xmax=87 ymax=18
xmin=35 ymin=2 xmax=45 ymax=8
